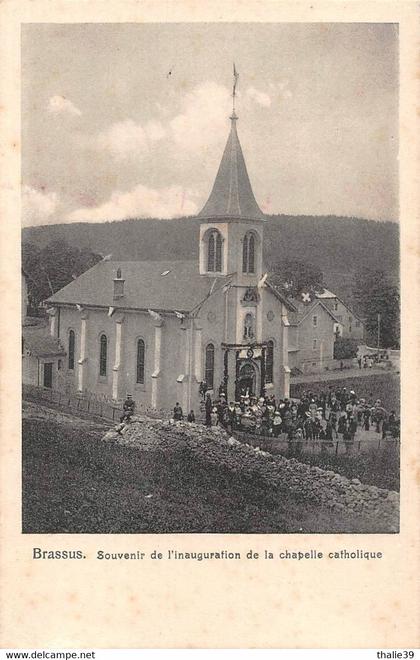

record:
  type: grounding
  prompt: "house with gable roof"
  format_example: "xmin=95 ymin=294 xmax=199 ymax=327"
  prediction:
xmin=287 ymin=293 xmax=343 ymax=374
xmin=315 ymin=288 xmax=365 ymax=340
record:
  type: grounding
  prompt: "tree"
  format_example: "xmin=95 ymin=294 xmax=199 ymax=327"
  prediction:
xmin=22 ymin=240 xmax=102 ymax=308
xmin=268 ymin=258 xmax=324 ymax=298
xmin=353 ymin=268 xmax=400 ymax=348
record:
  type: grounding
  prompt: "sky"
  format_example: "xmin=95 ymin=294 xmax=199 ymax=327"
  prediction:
xmin=21 ymin=22 xmax=399 ymax=227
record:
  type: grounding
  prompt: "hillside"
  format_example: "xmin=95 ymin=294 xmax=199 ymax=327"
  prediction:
xmin=22 ymin=402 xmax=399 ymax=534
xmin=22 ymin=214 xmax=399 ymax=302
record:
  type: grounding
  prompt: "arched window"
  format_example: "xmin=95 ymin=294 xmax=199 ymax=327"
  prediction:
xmin=244 ymin=313 xmax=255 ymax=340
xmin=68 ymin=330 xmax=75 ymax=370
xmin=205 ymin=343 xmax=215 ymax=390
xmin=99 ymin=334 xmax=107 ymax=377
xmin=266 ymin=340 xmax=274 ymax=383
xmin=136 ymin=339 xmax=145 ymax=384
xmin=116 ymin=267 xmax=122 ymax=279
xmin=242 ymin=233 xmax=256 ymax=274
xmin=207 ymin=231 xmax=223 ymax=272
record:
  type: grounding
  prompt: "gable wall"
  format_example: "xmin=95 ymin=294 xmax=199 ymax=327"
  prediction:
xmin=322 ymin=298 xmax=364 ymax=339
xmin=295 ymin=305 xmax=335 ymax=371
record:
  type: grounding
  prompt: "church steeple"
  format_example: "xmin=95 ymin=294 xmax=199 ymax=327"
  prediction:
xmin=198 ymin=67 xmax=265 ymax=280
xmin=198 ymin=113 xmax=265 ymax=222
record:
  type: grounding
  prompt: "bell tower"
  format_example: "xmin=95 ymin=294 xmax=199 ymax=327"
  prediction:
xmin=198 ymin=111 xmax=265 ymax=284
xmin=194 ymin=68 xmax=290 ymax=402
xmin=197 ymin=68 xmax=266 ymax=352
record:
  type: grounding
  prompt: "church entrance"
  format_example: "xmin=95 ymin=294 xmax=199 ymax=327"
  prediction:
xmin=237 ymin=362 xmax=257 ymax=398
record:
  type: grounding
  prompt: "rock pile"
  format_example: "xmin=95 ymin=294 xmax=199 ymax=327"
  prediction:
xmin=102 ymin=416 xmax=399 ymax=531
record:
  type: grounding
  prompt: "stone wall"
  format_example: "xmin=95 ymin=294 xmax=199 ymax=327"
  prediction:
xmin=102 ymin=416 xmax=399 ymax=533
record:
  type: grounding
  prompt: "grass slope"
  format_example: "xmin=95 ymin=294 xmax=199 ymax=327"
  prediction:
xmin=23 ymin=411 xmax=391 ymax=535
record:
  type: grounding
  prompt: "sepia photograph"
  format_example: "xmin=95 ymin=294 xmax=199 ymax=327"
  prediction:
xmin=21 ymin=22 xmax=400 ymax=535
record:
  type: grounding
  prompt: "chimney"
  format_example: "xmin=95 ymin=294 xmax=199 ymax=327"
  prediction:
xmin=113 ymin=267 xmax=125 ymax=300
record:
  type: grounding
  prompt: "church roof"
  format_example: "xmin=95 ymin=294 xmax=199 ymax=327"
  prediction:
xmin=198 ymin=114 xmax=265 ymax=222
xmin=47 ymin=260 xmax=232 ymax=314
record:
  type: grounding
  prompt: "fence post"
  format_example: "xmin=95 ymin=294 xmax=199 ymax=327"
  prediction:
xmin=335 ymin=441 xmax=339 ymax=455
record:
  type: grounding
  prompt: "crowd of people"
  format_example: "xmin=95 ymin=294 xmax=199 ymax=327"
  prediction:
xmin=197 ymin=385 xmax=400 ymax=452
xmin=117 ymin=385 xmax=400 ymax=453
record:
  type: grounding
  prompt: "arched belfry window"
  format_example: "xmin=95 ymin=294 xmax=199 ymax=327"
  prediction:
xmin=68 ymin=330 xmax=75 ymax=370
xmin=205 ymin=343 xmax=215 ymax=390
xmin=99 ymin=334 xmax=107 ymax=377
xmin=242 ymin=233 xmax=256 ymax=274
xmin=207 ymin=230 xmax=223 ymax=273
xmin=266 ymin=340 xmax=274 ymax=383
xmin=136 ymin=339 xmax=145 ymax=384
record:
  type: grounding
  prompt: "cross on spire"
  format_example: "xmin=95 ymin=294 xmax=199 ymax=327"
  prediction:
xmin=232 ymin=62 xmax=239 ymax=118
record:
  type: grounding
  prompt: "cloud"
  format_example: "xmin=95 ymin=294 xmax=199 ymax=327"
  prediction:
xmin=75 ymin=82 xmax=233 ymax=166
xmin=169 ymin=82 xmax=231 ymax=155
xmin=22 ymin=185 xmax=59 ymax=227
xmin=66 ymin=184 xmax=199 ymax=223
xmin=269 ymin=81 xmax=293 ymax=100
xmin=48 ymin=95 xmax=82 ymax=117
xmin=246 ymin=86 xmax=272 ymax=108
xmin=89 ymin=119 xmax=166 ymax=161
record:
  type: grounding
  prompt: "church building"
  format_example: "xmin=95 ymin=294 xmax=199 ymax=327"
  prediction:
xmin=46 ymin=108 xmax=295 ymax=414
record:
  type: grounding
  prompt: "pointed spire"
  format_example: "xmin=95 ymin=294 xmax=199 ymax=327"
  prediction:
xmin=198 ymin=113 xmax=265 ymax=222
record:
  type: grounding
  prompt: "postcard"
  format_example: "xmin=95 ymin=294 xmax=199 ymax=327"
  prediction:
xmin=0 ymin=0 xmax=418 ymax=651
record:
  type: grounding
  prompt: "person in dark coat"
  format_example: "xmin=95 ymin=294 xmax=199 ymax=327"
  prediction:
xmin=363 ymin=406 xmax=371 ymax=431
xmin=319 ymin=427 xmax=328 ymax=452
xmin=199 ymin=381 xmax=207 ymax=401
xmin=304 ymin=415 xmax=313 ymax=441
xmin=225 ymin=403 xmax=237 ymax=433
xmin=325 ymin=421 xmax=334 ymax=446
xmin=337 ymin=414 xmax=347 ymax=439
xmin=187 ymin=410 xmax=195 ymax=423
xmin=343 ymin=426 xmax=354 ymax=453
xmin=217 ymin=397 xmax=227 ymax=426
xmin=120 ymin=394 xmax=135 ymax=423
xmin=349 ymin=417 xmax=358 ymax=441
xmin=173 ymin=402 xmax=183 ymax=421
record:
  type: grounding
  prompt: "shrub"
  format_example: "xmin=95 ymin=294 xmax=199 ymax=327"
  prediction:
xmin=334 ymin=337 xmax=359 ymax=360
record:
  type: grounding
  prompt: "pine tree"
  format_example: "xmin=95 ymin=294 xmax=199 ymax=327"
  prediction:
xmin=353 ymin=268 xmax=400 ymax=348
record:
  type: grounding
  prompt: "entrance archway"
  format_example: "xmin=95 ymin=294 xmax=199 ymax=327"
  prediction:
xmin=237 ymin=361 xmax=257 ymax=398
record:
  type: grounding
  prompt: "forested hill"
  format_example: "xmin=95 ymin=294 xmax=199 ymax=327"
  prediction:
xmin=22 ymin=214 xmax=399 ymax=292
